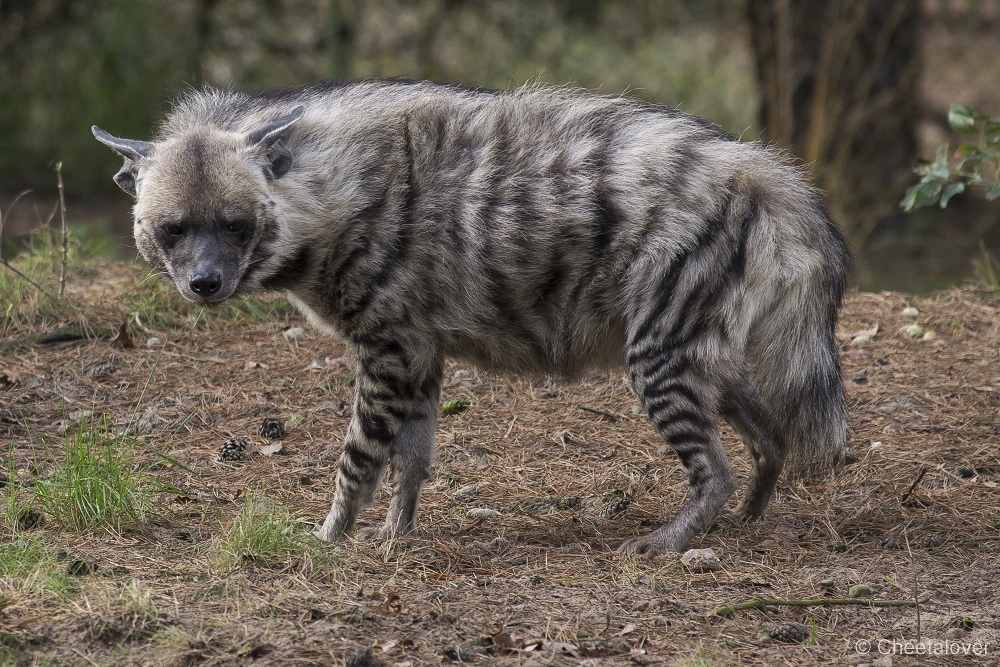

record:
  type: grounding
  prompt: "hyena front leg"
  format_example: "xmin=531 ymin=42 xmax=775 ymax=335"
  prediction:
xmin=315 ymin=342 xmax=441 ymax=543
xmin=621 ymin=344 xmax=738 ymax=555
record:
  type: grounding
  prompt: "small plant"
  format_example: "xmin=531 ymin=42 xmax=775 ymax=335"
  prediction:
xmin=973 ymin=240 xmax=1000 ymax=291
xmin=212 ymin=490 xmax=308 ymax=571
xmin=901 ymin=104 xmax=1000 ymax=211
xmin=32 ymin=414 xmax=167 ymax=533
xmin=0 ymin=535 xmax=77 ymax=604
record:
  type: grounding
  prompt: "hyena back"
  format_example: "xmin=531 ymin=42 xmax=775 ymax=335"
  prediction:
xmin=94 ymin=80 xmax=849 ymax=554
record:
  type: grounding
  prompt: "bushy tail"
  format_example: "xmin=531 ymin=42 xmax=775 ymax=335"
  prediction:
xmin=747 ymin=213 xmax=850 ymax=477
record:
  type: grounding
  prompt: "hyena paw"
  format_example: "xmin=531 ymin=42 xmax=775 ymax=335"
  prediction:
xmin=617 ymin=533 xmax=685 ymax=557
xmin=734 ymin=500 xmax=768 ymax=523
xmin=314 ymin=508 xmax=354 ymax=542
xmin=376 ymin=518 xmax=417 ymax=542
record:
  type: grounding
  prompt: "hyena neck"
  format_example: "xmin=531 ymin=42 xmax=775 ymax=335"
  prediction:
xmin=257 ymin=244 xmax=313 ymax=291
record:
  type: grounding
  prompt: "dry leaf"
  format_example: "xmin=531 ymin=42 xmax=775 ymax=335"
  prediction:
xmin=245 ymin=361 xmax=270 ymax=370
xmin=376 ymin=591 xmax=404 ymax=614
xmin=616 ymin=623 xmax=636 ymax=636
xmin=540 ymin=641 xmax=579 ymax=657
xmin=259 ymin=442 xmax=283 ymax=456
xmin=0 ymin=369 xmax=21 ymax=389
xmin=849 ymin=322 xmax=880 ymax=345
xmin=491 ymin=633 xmax=517 ymax=649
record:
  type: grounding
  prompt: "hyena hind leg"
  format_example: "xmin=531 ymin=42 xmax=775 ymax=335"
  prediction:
xmin=379 ymin=372 xmax=442 ymax=540
xmin=720 ymin=377 xmax=787 ymax=521
xmin=620 ymin=351 xmax=738 ymax=556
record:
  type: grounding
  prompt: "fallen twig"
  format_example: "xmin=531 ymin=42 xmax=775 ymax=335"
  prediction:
xmin=900 ymin=466 xmax=928 ymax=503
xmin=714 ymin=595 xmax=931 ymax=618
xmin=579 ymin=405 xmax=623 ymax=422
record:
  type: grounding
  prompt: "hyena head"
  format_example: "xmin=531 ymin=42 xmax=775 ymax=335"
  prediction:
xmin=92 ymin=107 xmax=305 ymax=303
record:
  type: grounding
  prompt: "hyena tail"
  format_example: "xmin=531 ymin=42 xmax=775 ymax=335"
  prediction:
xmin=744 ymin=212 xmax=849 ymax=480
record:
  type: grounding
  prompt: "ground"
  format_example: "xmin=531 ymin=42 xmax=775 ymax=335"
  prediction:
xmin=1 ymin=263 xmax=999 ymax=666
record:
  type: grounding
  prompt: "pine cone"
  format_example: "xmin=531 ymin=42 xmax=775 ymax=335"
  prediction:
xmin=758 ymin=622 xmax=810 ymax=644
xmin=219 ymin=438 xmax=249 ymax=462
xmin=259 ymin=417 xmax=286 ymax=440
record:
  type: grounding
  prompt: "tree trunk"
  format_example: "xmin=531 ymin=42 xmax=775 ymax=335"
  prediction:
xmin=746 ymin=0 xmax=921 ymax=246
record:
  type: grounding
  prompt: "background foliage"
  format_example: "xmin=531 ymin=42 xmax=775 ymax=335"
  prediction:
xmin=2 ymin=0 xmax=1000 ymax=290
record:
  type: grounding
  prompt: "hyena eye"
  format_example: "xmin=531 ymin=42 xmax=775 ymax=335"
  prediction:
xmin=226 ymin=220 xmax=248 ymax=234
xmin=164 ymin=223 xmax=184 ymax=236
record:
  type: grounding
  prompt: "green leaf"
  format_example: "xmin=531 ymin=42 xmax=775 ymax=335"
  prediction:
xmin=900 ymin=178 xmax=944 ymax=211
xmin=939 ymin=181 xmax=965 ymax=207
xmin=949 ymin=105 xmax=978 ymax=134
xmin=986 ymin=182 xmax=1000 ymax=201
xmin=440 ymin=399 xmax=470 ymax=416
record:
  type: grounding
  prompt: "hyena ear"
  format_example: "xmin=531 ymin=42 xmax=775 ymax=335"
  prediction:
xmin=92 ymin=126 xmax=153 ymax=197
xmin=246 ymin=106 xmax=305 ymax=180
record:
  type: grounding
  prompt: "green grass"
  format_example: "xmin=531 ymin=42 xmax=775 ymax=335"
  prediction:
xmin=32 ymin=413 xmax=168 ymax=534
xmin=212 ymin=490 xmax=311 ymax=571
xmin=0 ymin=535 xmax=78 ymax=606
xmin=973 ymin=241 xmax=1000 ymax=292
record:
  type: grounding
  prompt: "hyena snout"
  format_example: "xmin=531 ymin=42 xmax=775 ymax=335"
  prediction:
xmin=189 ymin=271 xmax=222 ymax=296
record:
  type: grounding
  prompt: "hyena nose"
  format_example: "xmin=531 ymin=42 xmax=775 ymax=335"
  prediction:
xmin=189 ymin=272 xmax=222 ymax=296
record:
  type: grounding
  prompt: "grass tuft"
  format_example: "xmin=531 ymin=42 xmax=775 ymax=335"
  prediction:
xmin=212 ymin=490 xmax=310 ymax=571
xmin=32 ymin=414 xmax=167 ymax=533
xmin=0 ymin=535 xmax=77 ymax=605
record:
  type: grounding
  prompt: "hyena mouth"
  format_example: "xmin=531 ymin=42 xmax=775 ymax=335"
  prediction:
xmin=178 ymin=271 xmax=241 ymax=304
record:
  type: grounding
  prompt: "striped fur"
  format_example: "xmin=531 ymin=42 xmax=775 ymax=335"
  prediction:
xmin=94 ymin=79 xmax=850 ymax=555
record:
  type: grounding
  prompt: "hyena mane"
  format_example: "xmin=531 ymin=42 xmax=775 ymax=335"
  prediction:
xmin=93 ymin=79 xmax=850 ymax=555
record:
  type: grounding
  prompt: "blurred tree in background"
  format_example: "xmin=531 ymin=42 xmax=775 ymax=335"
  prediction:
xmin=746 ymin=0 xmax=921 ymax=247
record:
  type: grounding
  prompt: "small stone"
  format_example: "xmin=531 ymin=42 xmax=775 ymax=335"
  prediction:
xmin=67 ymin=559 xmax=97 ymax=576
xmin=819 ymin=578 xmax=836 ymax=591
xmin=299 ymin=475 xmax=312 ymax=485
xmin=899 ymin=323 xmax=923 ymax=338
xmin=345 ymin=647 xmax=383 ymax=667
xmin=283 ymin=327 xmax=307 ymax=342
xmin=757 ymin=622 xmax=810 ymax=644
xmin=466 ymin=507 xmax=499 ymax=521
xmin=901 ymin=306 xmax=919 ymax=317
xmin=451 ymin=484 xmax=479 ymax=499
xmin=680 ymin=548 xmax=721 ymax=573
xmin=219 ymin=438 xmax=249 ymax=462
xmin=849 ymin=584 xmax=872 ymax=598
xmin=441 ymin=643 xmax=478 ymax=662
xmin=146 ymin=336 xmax=163 ymax=347
xmin=921 ymin=330 xmax=936 ymax=341
xmin=259 ymin=417 xmax=286 ymax=439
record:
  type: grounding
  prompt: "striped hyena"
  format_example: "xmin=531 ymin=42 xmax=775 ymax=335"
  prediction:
xmin=93 ymin=80 xmax=849 ymax=555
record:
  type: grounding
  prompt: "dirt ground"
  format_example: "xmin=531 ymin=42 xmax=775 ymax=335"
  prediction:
xmin=2 ymin=265 xmax=1000 ymax=666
